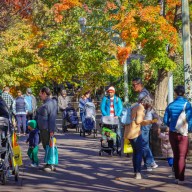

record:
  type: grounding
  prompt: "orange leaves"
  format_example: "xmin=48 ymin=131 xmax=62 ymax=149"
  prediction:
xmin=117 ymin=46 xmax=132 ymax=65
xmin=167 ymin=0 xmax=181 ymax=8
xmin=53 ymin=0 xmax=82 ymax=23
xmin=106 ymin=1 xmax=117 ymax=10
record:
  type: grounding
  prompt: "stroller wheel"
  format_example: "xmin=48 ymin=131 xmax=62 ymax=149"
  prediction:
xmin=83 ymin=131 xmax=85 ymax=137
xmin=110 ymin=151 xmax=114 ymax=157
xmin=99 ymin=151 xmax=102 ymax=156
xmin=80 ymin=130 xmax=82 ymax=136
xmin=1 ymin=172 xmax=7 ymax=185
xmin=14 ymin=165 xmax=19 ymax=182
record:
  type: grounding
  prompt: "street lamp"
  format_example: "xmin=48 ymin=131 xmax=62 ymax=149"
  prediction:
xmin=78 ymin=17 xmax=129 ymax=103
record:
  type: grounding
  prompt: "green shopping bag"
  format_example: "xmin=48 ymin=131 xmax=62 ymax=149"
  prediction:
xmin=44 ymin=137 xmax=58 ymax=165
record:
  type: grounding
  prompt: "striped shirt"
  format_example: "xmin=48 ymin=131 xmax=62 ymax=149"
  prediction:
xmin=1 ymin=92 xmax=14 ymax=110
xmin=110 ymin=97 xmax=115 ymax=117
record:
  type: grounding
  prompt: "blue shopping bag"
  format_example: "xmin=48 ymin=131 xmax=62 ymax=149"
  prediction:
xmin=44 ymin=137 xmax=58 ymax=165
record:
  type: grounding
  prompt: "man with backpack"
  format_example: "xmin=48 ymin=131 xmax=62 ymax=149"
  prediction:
xmin=132 ymin=78 xmax=159 ymax=171
xmin=100 ymin=86 xmax=123 ymax=151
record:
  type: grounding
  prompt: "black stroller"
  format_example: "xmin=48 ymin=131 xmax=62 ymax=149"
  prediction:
xmin=63 ymin=104 xmax=79 ymax=132
xmin=99 ymin=116 xmax=121 ymax=156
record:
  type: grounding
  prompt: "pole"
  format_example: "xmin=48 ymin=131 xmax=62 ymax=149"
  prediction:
xmin=182 ymin=0 xmax=192 ymax=102
xmin=168 ymin=72 xmax=174 ymax=104
xmin=123 ymin=60 xmax=128 ymax=103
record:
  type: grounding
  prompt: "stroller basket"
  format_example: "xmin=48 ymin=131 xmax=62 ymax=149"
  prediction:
xmin=101 ymin=116 xmax=119 ymax=125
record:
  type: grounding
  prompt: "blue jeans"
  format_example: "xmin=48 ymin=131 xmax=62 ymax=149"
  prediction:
xmin=142 ymin=125 xmax=155 ymax=168
xmin=129 ymin=134 xmax=143 ymax=173
xmin=16 ymin=114 xmax=27 ymax=133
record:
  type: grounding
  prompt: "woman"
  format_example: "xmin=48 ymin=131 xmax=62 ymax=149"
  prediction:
xmin=124 ymin=95 xmax=158 ymax=179
xmin=79 ymin=91 xmax=91 ymax=126
xmin=163 ymin=85 xmax=192 ymax=184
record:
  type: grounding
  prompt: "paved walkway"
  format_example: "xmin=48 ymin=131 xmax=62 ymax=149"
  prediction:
xmin=1 ymin=119 xmax=192 ymax=191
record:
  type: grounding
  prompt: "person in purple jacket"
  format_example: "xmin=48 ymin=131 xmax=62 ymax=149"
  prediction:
xmin=26 ymin=120 xmax=39 ymax=167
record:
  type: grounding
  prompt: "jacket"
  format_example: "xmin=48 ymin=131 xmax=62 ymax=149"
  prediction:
xmin=158 ymin=132 xmax=173 ymax=158
xmin=27 ymin=129 xmax=39 ymax=147
xmin=163 ymin=96 xmax=192 ymax=132
xmin=100 ymin=95 xmax=123 ymax=117
xmin=36 ymin=98 xmax=57 ymax=133
xmin=58 ymin=95 xmax=69 ymax=110
xmin=13 ymin=96 xmax=28 ymax=115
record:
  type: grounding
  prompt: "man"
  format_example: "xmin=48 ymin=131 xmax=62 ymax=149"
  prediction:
xmin=36 ymin=87 xmax=57 ymax=172
xmin=58 ymin=90 xmax=69 ymax=132
xmin=1 ymin=86 xmax=14 ymax=115
xmin=24 ymin=88 xmax=37 ymax=120
xmin=12 ymin=90 xmax=28 ymax=136
xmin=132 ymin=78 xmax=158 ymax=171
xmin=100 ymin=86 xmax=123 ymax=152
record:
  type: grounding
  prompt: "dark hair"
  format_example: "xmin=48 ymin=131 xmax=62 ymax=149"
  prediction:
xmin=174 ymin=85 xmax=185 ymax=96
xmin=40 ymin=86 xmax=51 ymax=96
xmin=84 ymin=91 xmax=90 ymax=96
xmin=140 ymin=94 xmax=154 ymax=107
xmin=132 ymin=78 xmax=143 ymax=85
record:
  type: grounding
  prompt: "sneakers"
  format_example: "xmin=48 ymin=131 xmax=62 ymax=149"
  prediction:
xmin=151 ymin=163 xmax=158 ymax=169
xmin=43 ymin=164 xmax=56 ymax=172
xmin=134 ymin=172 xmax=142 ymax=179
xmin=146 ymin=167 xmax=153 ymax=172
xmin=30 ymin=163 xmax=38 ymax=167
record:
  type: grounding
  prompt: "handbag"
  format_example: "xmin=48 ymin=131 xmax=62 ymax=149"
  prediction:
xmin=175 ymin=102 xmax=188 ymax=136
xmin=44 ymin=137 xmax=58 ymax=165
xmin=123 ymin=138 xmax=133 ymax=154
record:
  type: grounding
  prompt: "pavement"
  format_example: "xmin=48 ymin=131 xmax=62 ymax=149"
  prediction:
xmin=1 ymin=116 xmax=192 ymax=192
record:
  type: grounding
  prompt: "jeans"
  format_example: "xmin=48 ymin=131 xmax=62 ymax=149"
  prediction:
xmin=16 ymin=114 xmax=27 ymax=134
xmin=129 ymin=134 xmax=143 ymax=173
xmin=141 ymin=125 xmax=155 ymax=168
xmin=169 ymin=131 xmax=188 ymax=181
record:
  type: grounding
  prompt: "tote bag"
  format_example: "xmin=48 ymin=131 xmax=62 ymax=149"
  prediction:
xmin=175 ymin=102 xmax=188 ymax=136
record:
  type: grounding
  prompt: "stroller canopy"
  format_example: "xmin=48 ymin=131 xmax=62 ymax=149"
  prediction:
xmin=84 ymin=102 xmax=96 ymax=119
xmin=102 ymin=116 xmax=119 ymax=125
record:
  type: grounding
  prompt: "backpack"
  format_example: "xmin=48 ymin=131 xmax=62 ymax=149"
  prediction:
xmin=83 ymin=117 xmax=94 ymax=130
xmin=120 ymin=103 xmax=138 ymax=125
xmin=24 ymin=95 xmax=33 ymax=112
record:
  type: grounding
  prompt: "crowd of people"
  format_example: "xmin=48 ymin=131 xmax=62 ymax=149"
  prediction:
xmin=0 ymin=78 xmax=192 ymax=184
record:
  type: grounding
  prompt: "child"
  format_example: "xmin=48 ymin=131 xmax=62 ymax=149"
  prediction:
xmin=26 ymin=120 xmax=39 ymax=167
xmin=158 ymin=127 xmax=174 ymax=177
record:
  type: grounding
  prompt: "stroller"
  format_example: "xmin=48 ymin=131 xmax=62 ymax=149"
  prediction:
xmin=80 ymin=102 xmax=97 ymax=138
xmin=63 ymin=104 xmax=79 ymax=132
xmin=99 ymin=116 xmax=121 ymax=156
xmin=0 ymin=117 xmax=19 ymax=184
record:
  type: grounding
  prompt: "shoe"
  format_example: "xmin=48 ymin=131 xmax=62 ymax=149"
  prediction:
xmin=175 ymin=179 xmax=179 ymax=184
xmin=135 ymin=172 xmax=142 ymax=179
xmin=43 ymin=164 xmax=56 ymax=172
xmin=147 ymin=167 xmax=153 ymax=171
xmin=31 ymin=163 xmax=38 ymax=167
xmin=151 ymin=163 xmax=158 ymax=169
xmin=168 ymin=173 xmax=174 ymax=178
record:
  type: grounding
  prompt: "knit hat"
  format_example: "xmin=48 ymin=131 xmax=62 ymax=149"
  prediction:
xmin=28 ymin=120 xmax=37 ymax=129
xmin=107 ymin=86 xmax=115 ymax=93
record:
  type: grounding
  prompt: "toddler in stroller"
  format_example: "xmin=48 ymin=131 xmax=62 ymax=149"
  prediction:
xmin=80 ymin=102 xmax=97 ymax=137
xmin=99 ymin=116 xmax=121 ymax=156
xmin=63 ymin=104 xmax=79 ymax=132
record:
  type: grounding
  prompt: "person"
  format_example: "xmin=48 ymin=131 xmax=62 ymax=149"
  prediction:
xmin=124 ymin=95 xmax=158 ymax=179
xmin=1 ymin=86 xmax=14 ymax=117
xmin=79 ymin=91 xmax=91 ymax=127
xmin=163 ymin=85 xmax=192 ymax=184
xmin=24 ymin=88 xmax=37 ymax=121
xmin=12 ymin=90 xmax=29 ymax=136
xmin=36 ymin=86 xmax=57 ymax=172
xmin=132 ymin=78 xmax=159 ymax=171
xmin=158 ymin=126 xmax=174 ymax=178
xmin=58 ymin=90 xmax=69 ymax=132
xmin=26 ymin=120 xmax=39 ymax=167
xmin=100 ymin=86 xmax=123 ymax=151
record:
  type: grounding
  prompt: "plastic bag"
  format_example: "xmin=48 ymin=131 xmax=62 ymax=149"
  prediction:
xmin=44 ymin=137 xmax=58 ymax=165
xmin=13 ymin=145 xmax=23 ymax=167
xmin=123 ymin=138 xmax=133 ymax=154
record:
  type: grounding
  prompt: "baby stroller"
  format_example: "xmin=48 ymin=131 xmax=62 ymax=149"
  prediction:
xmin=80 ymin=102 xmax=97 ymax=138
xmin=63 ymin=104 xmax=79 ymax=132
xmin=0 ymin=117 xmax=19 ymax=185
xmin=99 ymin=116 xmax=121 ymax=156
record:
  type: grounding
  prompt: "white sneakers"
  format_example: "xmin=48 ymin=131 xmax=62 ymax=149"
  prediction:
xmin=134 ymin=173 xmax=142 ymax=179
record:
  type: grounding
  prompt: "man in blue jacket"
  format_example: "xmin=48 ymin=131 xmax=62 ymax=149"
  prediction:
xmin=100 ymin=86 xmax=123 ymax=151
xmin=36 ymin=87 xmax=57 ymax=172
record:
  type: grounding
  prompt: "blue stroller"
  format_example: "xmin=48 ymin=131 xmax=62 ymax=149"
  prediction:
xmin=80 ymin=102 xmax=97 ymax=138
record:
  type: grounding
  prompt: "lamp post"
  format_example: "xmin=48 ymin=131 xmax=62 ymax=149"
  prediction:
xmin=78 ymin=17 xmax=129 ymax=103
xmin=182 ymin=0 xmax=192 ymax=102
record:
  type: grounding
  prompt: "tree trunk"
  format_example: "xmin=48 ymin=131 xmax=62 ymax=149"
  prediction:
xmin=154 ymin=69 xmax=169 ymax=116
